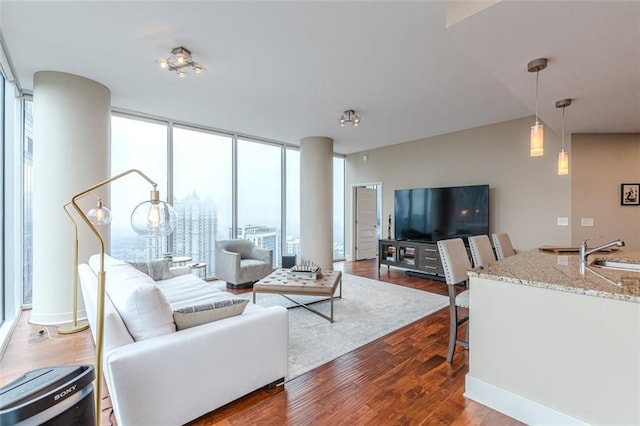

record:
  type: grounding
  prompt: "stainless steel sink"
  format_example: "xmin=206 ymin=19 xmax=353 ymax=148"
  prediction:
xmin=590 ymin=260 xmax=640 ymax=272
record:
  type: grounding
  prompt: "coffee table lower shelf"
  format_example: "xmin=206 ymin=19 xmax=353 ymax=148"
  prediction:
xmin=253 ymin=269 xmax=343 ymax=323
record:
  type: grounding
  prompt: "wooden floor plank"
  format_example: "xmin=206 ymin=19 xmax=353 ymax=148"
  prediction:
xmin=0 ymin=259 xmax=523 ymax=425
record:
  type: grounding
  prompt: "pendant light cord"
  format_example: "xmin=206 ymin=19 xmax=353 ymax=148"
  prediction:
xmin=561 ymin=106 xmax=565 ymax=149
xmin=535 ymin=71 xmax=540 ymax=122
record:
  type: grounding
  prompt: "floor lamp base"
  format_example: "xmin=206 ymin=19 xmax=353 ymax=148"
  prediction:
xmin=58 ymin=320 xmax=90 ymax=334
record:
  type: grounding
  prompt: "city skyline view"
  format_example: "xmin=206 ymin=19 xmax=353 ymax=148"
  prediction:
xmin=109 ymin=115 xmax=345 ymax=279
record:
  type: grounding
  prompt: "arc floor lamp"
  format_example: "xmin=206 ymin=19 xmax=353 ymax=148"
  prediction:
xmin=69 ymin=169 xmax=176 ymax=425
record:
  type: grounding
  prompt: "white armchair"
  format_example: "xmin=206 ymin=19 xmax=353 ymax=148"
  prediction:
xmin=215 ymin=239 xmax=274 ymax=289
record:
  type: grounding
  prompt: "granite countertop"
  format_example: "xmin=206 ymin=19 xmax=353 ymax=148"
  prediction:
xmin=467 ymin=249 xmax=640 ymax=304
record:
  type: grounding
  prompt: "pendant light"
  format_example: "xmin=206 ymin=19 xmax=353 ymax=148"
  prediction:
xmin=556 ymin=98 xmax=571 ymax=176
xmin=528 ymin=58 xmax=548 ymax=157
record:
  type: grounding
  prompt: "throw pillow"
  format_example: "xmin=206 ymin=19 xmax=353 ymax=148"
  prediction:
xmin=104 ymin=263 xmax=176 ymax=341
xmin=173 ymin=299 xmax=249 ymax=330
xmin=127 ymin=259 xmax=172 ymax=281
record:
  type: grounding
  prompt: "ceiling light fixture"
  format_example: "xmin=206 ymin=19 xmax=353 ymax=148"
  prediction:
xmin=528 ymin=58 xmax=548 ymax=157
xmin=339 ymin=109 xmax=361 ymax=127
xmin=556 ymin=98 xmax=572 ymax=176
xmin=160 ymin=46 xmax=205 ymax=77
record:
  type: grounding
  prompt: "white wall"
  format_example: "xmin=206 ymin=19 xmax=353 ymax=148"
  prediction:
xmin=345 ymin=116 xmax=572 ymax=257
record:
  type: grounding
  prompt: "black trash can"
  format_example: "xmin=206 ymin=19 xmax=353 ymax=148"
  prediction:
xmin=0 ymin=365 xmax=95 ymax=426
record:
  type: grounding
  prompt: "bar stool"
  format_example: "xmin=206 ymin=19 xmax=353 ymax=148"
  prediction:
xmin=437 ymin=238 xmax=471 ymax=363
xmin=468 ymin=235 xmax=496 ymax=268
xmin=492 ymin=232 xmax=515 ymax=260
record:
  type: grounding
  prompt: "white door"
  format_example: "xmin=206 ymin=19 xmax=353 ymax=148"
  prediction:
xmin=355 ymin=187 xmax=377 ymax=260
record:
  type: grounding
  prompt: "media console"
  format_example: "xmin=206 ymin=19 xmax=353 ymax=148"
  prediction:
xmin=378 ymin=239 xmax=444 ymax=278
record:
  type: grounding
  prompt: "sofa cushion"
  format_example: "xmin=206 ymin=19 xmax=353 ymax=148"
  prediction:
xmin=90 ymin=255 xmax=176 ymax=341
xmin=155 ymin=274 xmax=224 ymax=307
xmin=173 ymin=298 xmax=249 ymax=330
xmin=127 ymin=259 xmax=172 ymax=281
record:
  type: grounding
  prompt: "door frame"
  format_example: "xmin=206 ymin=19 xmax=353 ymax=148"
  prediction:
xmin=349 ymin=181 xmax=382 ymax=262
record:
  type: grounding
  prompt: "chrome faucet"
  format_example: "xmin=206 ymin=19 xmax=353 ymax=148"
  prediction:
xmin=579 ymin=238 xmax=625 ymax=275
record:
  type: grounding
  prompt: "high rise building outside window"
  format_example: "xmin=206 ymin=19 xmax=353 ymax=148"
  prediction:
xmin=110 ymin=115 xmax=169 ymax=262
xmin=172 ymin=127 xmax=232 ymax=277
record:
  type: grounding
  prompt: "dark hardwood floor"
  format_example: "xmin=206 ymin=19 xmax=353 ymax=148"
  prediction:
xmin=0 ymin=259 xmax=522 ymax=425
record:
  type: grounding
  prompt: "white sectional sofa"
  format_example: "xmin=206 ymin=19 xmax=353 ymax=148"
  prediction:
xmin=78 ymin=254 xmax=288 ymax=426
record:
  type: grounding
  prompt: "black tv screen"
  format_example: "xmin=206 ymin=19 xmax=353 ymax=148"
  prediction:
xmin=394 ymin=184 xmax=489 ymax=243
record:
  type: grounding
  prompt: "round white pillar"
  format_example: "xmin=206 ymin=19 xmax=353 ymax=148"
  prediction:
xmin=299 ymin=136 xmax=334 ymax=271
xmin=30 ymin=71 xmax=111 ymax=325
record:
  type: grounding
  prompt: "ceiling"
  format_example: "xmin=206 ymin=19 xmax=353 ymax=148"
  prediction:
xmin=1 ymin=1 xmax=638 ymax=155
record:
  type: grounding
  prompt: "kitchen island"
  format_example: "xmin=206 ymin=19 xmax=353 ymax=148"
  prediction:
xmin=465 ymin=249 xmax=640 ymax=425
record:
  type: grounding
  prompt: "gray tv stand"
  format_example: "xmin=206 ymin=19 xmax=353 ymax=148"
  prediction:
xmin=378 ymin=239 xmax=444 ymax=278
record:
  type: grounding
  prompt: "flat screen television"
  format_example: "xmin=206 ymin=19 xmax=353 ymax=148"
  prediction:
xmin=394 ymin=184 xmax=489 ymax=243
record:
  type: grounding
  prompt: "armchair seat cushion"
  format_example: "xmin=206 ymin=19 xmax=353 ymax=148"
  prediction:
xmin=241 ymin=259 xmax=268 ymax=268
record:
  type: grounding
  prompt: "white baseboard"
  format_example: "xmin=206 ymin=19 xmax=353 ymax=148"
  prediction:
xmin=464 ymin=374 xmax=588 ymax=425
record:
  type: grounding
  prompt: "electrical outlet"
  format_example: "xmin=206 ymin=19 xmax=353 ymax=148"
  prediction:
xmin=557 ymin=217 xmax=569 ymax=226
xmin=581 ymin=218 xmax=594 ymax=227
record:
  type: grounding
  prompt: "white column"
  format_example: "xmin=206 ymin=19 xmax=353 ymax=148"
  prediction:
xmin=30 ymin=71 xmax=111 ymax=325
xmin=299 ymin=136 xmax=333 ymax=271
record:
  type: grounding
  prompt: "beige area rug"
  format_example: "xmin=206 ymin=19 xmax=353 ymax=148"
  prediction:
xmin=214 ymin=274 xmax=448 ymax=381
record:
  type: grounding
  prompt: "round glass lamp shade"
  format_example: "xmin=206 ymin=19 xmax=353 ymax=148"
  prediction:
xmin=87 ymin=201 xmax=112 ymax=226
xmin=130 ymin=199 xmax=177 ymax=236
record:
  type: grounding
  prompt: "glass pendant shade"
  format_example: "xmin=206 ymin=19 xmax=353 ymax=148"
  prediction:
xmin=87 ymin=200 xmax=112 ymax=226
xmin=558 ymin=150 xmax=569 ymax=175
xmin=530 ymin=121 xmax=544 ymax=156
xmin=130 ymin=190 xmax=177 ymax=236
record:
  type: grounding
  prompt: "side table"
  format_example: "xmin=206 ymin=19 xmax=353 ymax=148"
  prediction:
xmin=188 ymin=262 xmax=207 ymax=279
xmin=170 ymin=256 xmax=193 ymax=266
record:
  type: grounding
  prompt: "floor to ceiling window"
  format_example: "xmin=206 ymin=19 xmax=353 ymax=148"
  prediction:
xmin=237 ymin=138 xmax=282 ymax=266
xmin=333 ymin=157 xmax=345 ymax=260
xmin=22 ymin=99 xmax=33 ymax=304
xmin=0 ymin=74 xmax=5 ymax=325
xmin=285 ymin=148 xmax=300 ymax=259
xmin=108 ymin=112 xmax=345 ymax=277
xmin=110 ymin=115 xmax=169 ymax=262
xmin=172 ymin=126 xmax=233 ymax=277
xmin=2 ymin=74 xmax=23 ymax=343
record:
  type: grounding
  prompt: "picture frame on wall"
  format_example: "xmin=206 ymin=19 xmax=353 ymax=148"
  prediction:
xmin=621 ymin=183 xmax=639 ymax=206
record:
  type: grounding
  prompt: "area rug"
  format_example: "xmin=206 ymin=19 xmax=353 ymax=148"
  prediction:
xmin=233 ymin=273 xmax=449 ymax=381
